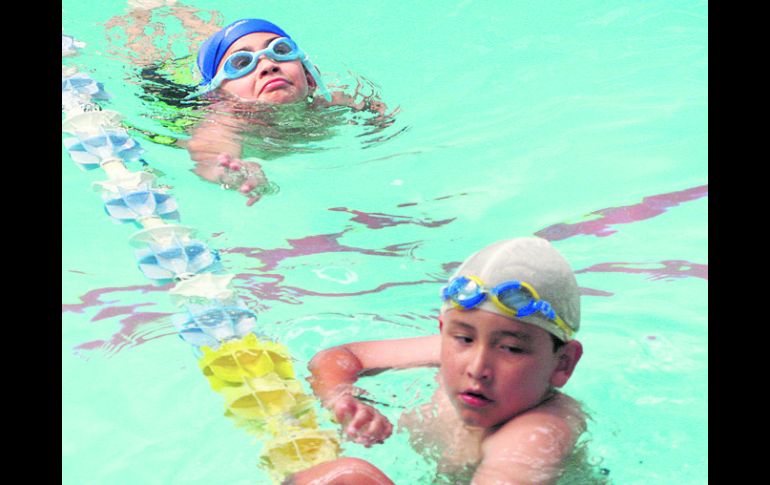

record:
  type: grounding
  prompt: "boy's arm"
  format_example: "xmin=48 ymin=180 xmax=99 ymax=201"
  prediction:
xmin=472 ymin=398 xmax=585 ymax=485
xmin=283 ymin=457 xmax=395 ymax=485
xmin=308 ymin=335 xmax=440 ymax=447
xmin=308 ymin=335 xmax=441 ymax=400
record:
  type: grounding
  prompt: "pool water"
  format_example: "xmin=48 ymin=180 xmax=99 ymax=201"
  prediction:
xmin=62 ymin=1 xmax=708 ymax=484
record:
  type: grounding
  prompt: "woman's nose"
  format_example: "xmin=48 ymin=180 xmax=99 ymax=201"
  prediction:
xmin=258 ymin=58 xmax=282 ymax=78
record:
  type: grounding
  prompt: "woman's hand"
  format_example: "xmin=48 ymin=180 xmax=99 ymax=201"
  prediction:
xmin=215 ymin=153 xmax=267 ymax=206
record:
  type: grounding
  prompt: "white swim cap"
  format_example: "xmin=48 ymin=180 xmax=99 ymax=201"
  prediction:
xmin=441 ymin=237 xmax=580 ymax=341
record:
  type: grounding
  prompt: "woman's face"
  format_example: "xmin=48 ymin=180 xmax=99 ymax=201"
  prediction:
xmin=216 ymin=32 xmax=314 ymax=103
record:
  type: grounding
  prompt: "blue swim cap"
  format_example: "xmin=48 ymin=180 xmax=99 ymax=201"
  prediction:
xmin=196 ymin=19 xmax=291 ymax=85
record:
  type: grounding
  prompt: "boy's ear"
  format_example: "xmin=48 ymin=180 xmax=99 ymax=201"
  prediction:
xmin=549 ymin=340 xmax=583 ymax=388
xmin=438 ymin=316 xmax=443 ymax=331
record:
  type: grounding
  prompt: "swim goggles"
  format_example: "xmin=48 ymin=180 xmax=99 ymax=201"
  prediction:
xmin=441 ymin=276 xmax=574 ymax=339
xmin=188 ymin=37 xmax=332 ymax=101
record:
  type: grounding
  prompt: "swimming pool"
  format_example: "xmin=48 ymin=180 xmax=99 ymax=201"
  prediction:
xmin=62 ymin=1 xmax=708 ymax=483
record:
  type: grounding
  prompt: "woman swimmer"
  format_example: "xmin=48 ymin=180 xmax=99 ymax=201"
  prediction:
xmin=107 ymin=6 xmax=394 ymax=206
xmin=184 ymin=19 xmax=324 ymax=205
xmin=183 ymin=18 xmax=393 ymax=206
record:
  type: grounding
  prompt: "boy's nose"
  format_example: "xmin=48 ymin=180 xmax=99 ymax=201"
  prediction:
xmin=466 ymin=349 xmax=492 ymax=381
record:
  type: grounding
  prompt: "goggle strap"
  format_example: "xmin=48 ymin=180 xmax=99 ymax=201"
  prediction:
xmin=300 ymin=55 xmax=333 ymax=102
xmin=553 ymin=316 xmax=574 ymax=340
xmin=518 ymin=280 xmax=541 ymax=300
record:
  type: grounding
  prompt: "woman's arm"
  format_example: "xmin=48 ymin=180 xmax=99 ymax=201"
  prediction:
xmin=185 ymin=110 xmax=245 ymax=165
xmin=183 ymin=110 xmax=268 ymax=206
xmin=315 ymin=81 xmax=397 ymax=129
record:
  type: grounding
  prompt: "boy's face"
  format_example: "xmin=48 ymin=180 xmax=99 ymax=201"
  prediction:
xmin=439 ymin=308 xmax=579 ymax=429
xmin=216 ymin=32 xmax=313 ymax=104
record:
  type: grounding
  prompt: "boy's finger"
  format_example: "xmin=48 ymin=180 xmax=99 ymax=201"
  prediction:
xmin=357 ymin=436 xmax=377 ymax=448
xmin=346 ymin=406 xmax=374 ymax=435
xmin=362 ymin=415 xmax=392 ymax=441
xmin=333 ymin=399 xmax=357 ymax=423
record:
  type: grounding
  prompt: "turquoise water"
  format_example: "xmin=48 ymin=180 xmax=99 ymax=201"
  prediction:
xmin=62 ymin=1 xmax=708 ymax=484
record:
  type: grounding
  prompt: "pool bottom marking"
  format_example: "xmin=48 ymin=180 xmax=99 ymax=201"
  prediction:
xmin=535 ymin=184 xmax=708 ymax=241
xmin=328 ymin=206 xmax=455 ymax=230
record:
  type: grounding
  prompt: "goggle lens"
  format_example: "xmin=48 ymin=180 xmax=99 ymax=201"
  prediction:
xmin=455 ymin=278 xmax=481 ymax=303
xmin=224 ymin=52 xmax=256 ymax=76
xmin=495 ymin=285 xmax=533 ymax=311
xmin=221 ymin=38 xmax=300 ymax=80
xmin=272 ymin=39 xmax=294 ymax=55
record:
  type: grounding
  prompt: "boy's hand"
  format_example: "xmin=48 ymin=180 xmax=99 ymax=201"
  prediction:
xmin=329 ymin=393 xmax=393 ymax=448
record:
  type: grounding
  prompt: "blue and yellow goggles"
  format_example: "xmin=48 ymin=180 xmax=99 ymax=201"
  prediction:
xmin=189 ymin=37 xmax=331 ymax=101
xmin=441 ymin=276 xmax=573 ymax=340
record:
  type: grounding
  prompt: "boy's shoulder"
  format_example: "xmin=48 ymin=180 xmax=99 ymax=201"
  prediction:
xmin=477 ymin=392 xmax=586 ymax=482
xmin=485 ymin=391 xmax=586 ymax=448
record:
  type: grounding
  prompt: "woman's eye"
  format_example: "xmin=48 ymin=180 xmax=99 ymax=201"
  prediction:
xmin=230 ymin=55 xmax=252 ymax=70
xmin=273 ymin=42 xmax=292 ymax=55
xmin=454 ymin=335 xmax=473 ymax=344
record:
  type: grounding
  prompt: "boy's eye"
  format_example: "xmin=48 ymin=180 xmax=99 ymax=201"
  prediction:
xmin=502 ymin=345 xmax=524 ymax=354
xmin=454 ymin=335 xmax=473 ymax=344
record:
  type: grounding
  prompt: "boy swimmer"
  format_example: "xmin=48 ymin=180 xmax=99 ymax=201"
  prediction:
xmin=287 ymin=237 xmax=587 ymax=485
